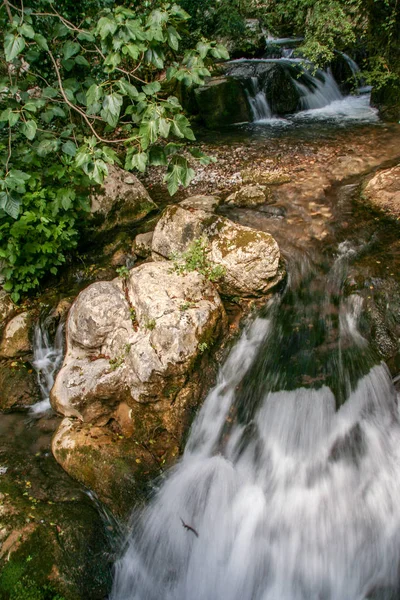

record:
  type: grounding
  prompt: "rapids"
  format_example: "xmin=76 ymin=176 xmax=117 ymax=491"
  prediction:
xmin=112 ymin=218 xmax=400 ymax=599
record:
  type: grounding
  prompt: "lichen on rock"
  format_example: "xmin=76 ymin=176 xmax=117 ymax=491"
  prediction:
xmin=152 ymin=199 xmax=284 ymax=296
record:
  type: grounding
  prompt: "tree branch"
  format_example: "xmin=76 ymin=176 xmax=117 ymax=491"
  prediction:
xmin=47 ymin=50 xmax=131 ymax=145
xmin=3 ymin=0 xmax=13 ymax=24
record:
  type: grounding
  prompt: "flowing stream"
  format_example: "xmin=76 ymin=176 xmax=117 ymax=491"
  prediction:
xmin=111 ymin=166 xmax=400 ymax=599
xmin=30 ymin=314 xmax=64 ymax=415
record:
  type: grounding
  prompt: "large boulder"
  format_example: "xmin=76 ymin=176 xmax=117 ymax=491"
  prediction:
xmin=90 ymin=164 xmax=157 ymax=230
xmin=363 ymin=164 xmax=400 ymax=218
xmin=51 ymin=262 xmax=225 ymax=422
xmin=194 ymin=77 xmax=251 ymax=128
xmin=50 ymin=261 xmax=225 ymax=515
xmin=262 ymin=63 xmax=302 ymax=115
xmin=0 ymin=312 xmax=32 ymax=359
xmin=152 ymin=202 xmax=284 ymax=296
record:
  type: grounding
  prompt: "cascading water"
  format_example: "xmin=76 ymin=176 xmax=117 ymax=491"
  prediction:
xmin=294 ymin=68 xmax=343 ymax=110
xmin=30 ymin=316 xmax=64 ymax=415
xmin=111 ymin=242 xmax=400 ymax=600
xmin=246 ymin=76 xmax=272 ymax=121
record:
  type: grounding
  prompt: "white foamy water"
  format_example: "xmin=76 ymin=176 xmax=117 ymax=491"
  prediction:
xmin=30 ymin=319 xmax=64 ymax=415
xmin=293 ymin=94 xmax=379 ymax=123
xmin=112 ymin=247 xmax=400 ymax=600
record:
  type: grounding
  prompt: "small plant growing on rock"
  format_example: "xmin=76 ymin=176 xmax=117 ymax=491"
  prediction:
xmin=171 ymin=237 xmax=226 ymax=282
xmin=198 ymin=342 xmax=209 ymax=353
xmin=144 ymin=318 xmax=156 ymax=331
xmin=130 ymin=308 xmax=137 ymax=322
xmin=116 ymin=266 xmax=130 ymax=280
xmin=180 ymin=301 xmax=197 ymax=311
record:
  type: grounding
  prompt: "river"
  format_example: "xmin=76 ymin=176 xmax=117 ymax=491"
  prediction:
xmin=111 ymin=93 xmax=400 ymax=599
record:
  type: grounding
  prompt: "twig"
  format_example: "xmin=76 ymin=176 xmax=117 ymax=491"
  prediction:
xmin=5 ymin=125 xmax=12 ymax=174
xmin=3 ymin=0 xmax=13 ymax=23
xmin=47 ymin=50 xmax=131 ymax=145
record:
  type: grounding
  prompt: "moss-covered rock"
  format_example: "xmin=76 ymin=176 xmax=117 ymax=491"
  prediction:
xmin=0 ymin=414 xmax=113 ymax=600
xmin=0 ymin=360 xmax=40 ymax=411
xmin=194 ymin=77 xmax=251 ymax=128
xmin=89 ymin=165 xmax=158 ymax=233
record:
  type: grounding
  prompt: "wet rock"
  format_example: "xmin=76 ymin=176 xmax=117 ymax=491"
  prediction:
xmin=241 ymin=168 xmax=292 ymax=186
xmin=363 ymin=164 xmax=400 ymax=218
xmin=0 ymin=413 xmax=113 ymax=599
xmin=0 ymin=312 xmax=32 ymax=358
xmin=152 ymin=204 xmax=284 ymax=296
xmin=179 ymin=194 xmax=220 ymax=212
xmin=257 ymin=205 xmax=287 ymax=217
xmin=262 ymin=63 xmax=301 ymax=115
xmin=0 ymin=361 xmax=40 ymax=411
xmin=225 ymin=184 xmax=269 ymax=207
xmin=134 ymin=231 xmax=154 ymax=258
xmin=51 ymin=262 xmax=225 ymax=422
xmin=90 ymin=164 xmax=157 ymax=231
xmin=194 ymin=77 xmax=251 ymax=128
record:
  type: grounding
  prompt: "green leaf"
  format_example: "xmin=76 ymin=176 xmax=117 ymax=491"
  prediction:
xmin=104 ymin=52 xmax=121 ymax=70
xmin=42 ymin=87 xmax=58 ymax=99
xmin=62 ymin=59 xmax=75 ymax=72
xmin=18 ymin=23 xmax=35 ymax=39
xmin=142 ymin=81 xmax=161 ymax=96
xmin=97 ymin=16 xmax=118 ymax=39
xmin=34 ymin=34 xmax=49 ymax=51
xmin=149 ymin=146 xmax=167 ymax=166
xmin=21 ymin=119 xmax=37 ymax=140
xmin=101 ymin=93 xmax=123 ymax=128
xmin=0 ymin=192 xmax=20 ymax=219
xmin=125 ymin=150 xmax=148 ymax=172
xmin=189 ymin=147 xmax=216 ymax=165
xmin=86 ymin=84 xmax=103 ymax=115
xmin=163 ymin=165 xmax=180 ymax=196
xmin=75 ymin=55 xmax=90 ymax=67
xmin=36 ymin=138 xmax=59 ymax=157
xmin=4 ymin=34 xmax=25 ymax=61
xmin=117 ymin=79 xmax=139 ymax=98
xmin=158 ymin=118 xmax=170 ymax=138
xmin=62 ymin=141 xmax=77 ymax=157
xmin=171 ymin=114 xmax=195 ymax=140
xmin=0 ymin=108 xmax=11 ymax=122
xmin=8 ymin=112 xmax=20 ymax=127
xmin=196 ymin=41 xmax=210 ymax=59
xmin=77 ymin=31 xmax=95 ymax=42
xmin=167 ymin=26 xmax=180 ymax=51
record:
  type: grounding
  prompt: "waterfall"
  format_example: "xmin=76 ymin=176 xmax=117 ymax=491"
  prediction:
xmin=246 ymin=77 xmax=272 ymax=121
xmin=294 ymin=68 xmax=343 ymax=110
xmin=111 ymin=246 xmax=400 ymax=600
xmin=30 ymin=316 xmax=64 ymax=415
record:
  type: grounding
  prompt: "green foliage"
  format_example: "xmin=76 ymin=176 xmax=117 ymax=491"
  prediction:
xmin=116 ymin=265 xmax=130 ymax=279
xmin=0 ymin=0 xmax=227 ymax=299
xmin=0 ymin=177 xmax=88 ymax=303
xmin=171 ymin=236 xmax=226 ymax=282
xmin=0 ymin=560 xmax=66 ymax=600
xmin=198 ymin=341 xmax=208 ymax=353
xmin=144 ymin=317 xmax=156 ymax=330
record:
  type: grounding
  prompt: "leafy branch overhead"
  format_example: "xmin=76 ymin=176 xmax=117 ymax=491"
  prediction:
xmin=0 ymin=0 xmax=227 ymax=301
xmin=0 ymin=1 xmax=227 ymax=216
